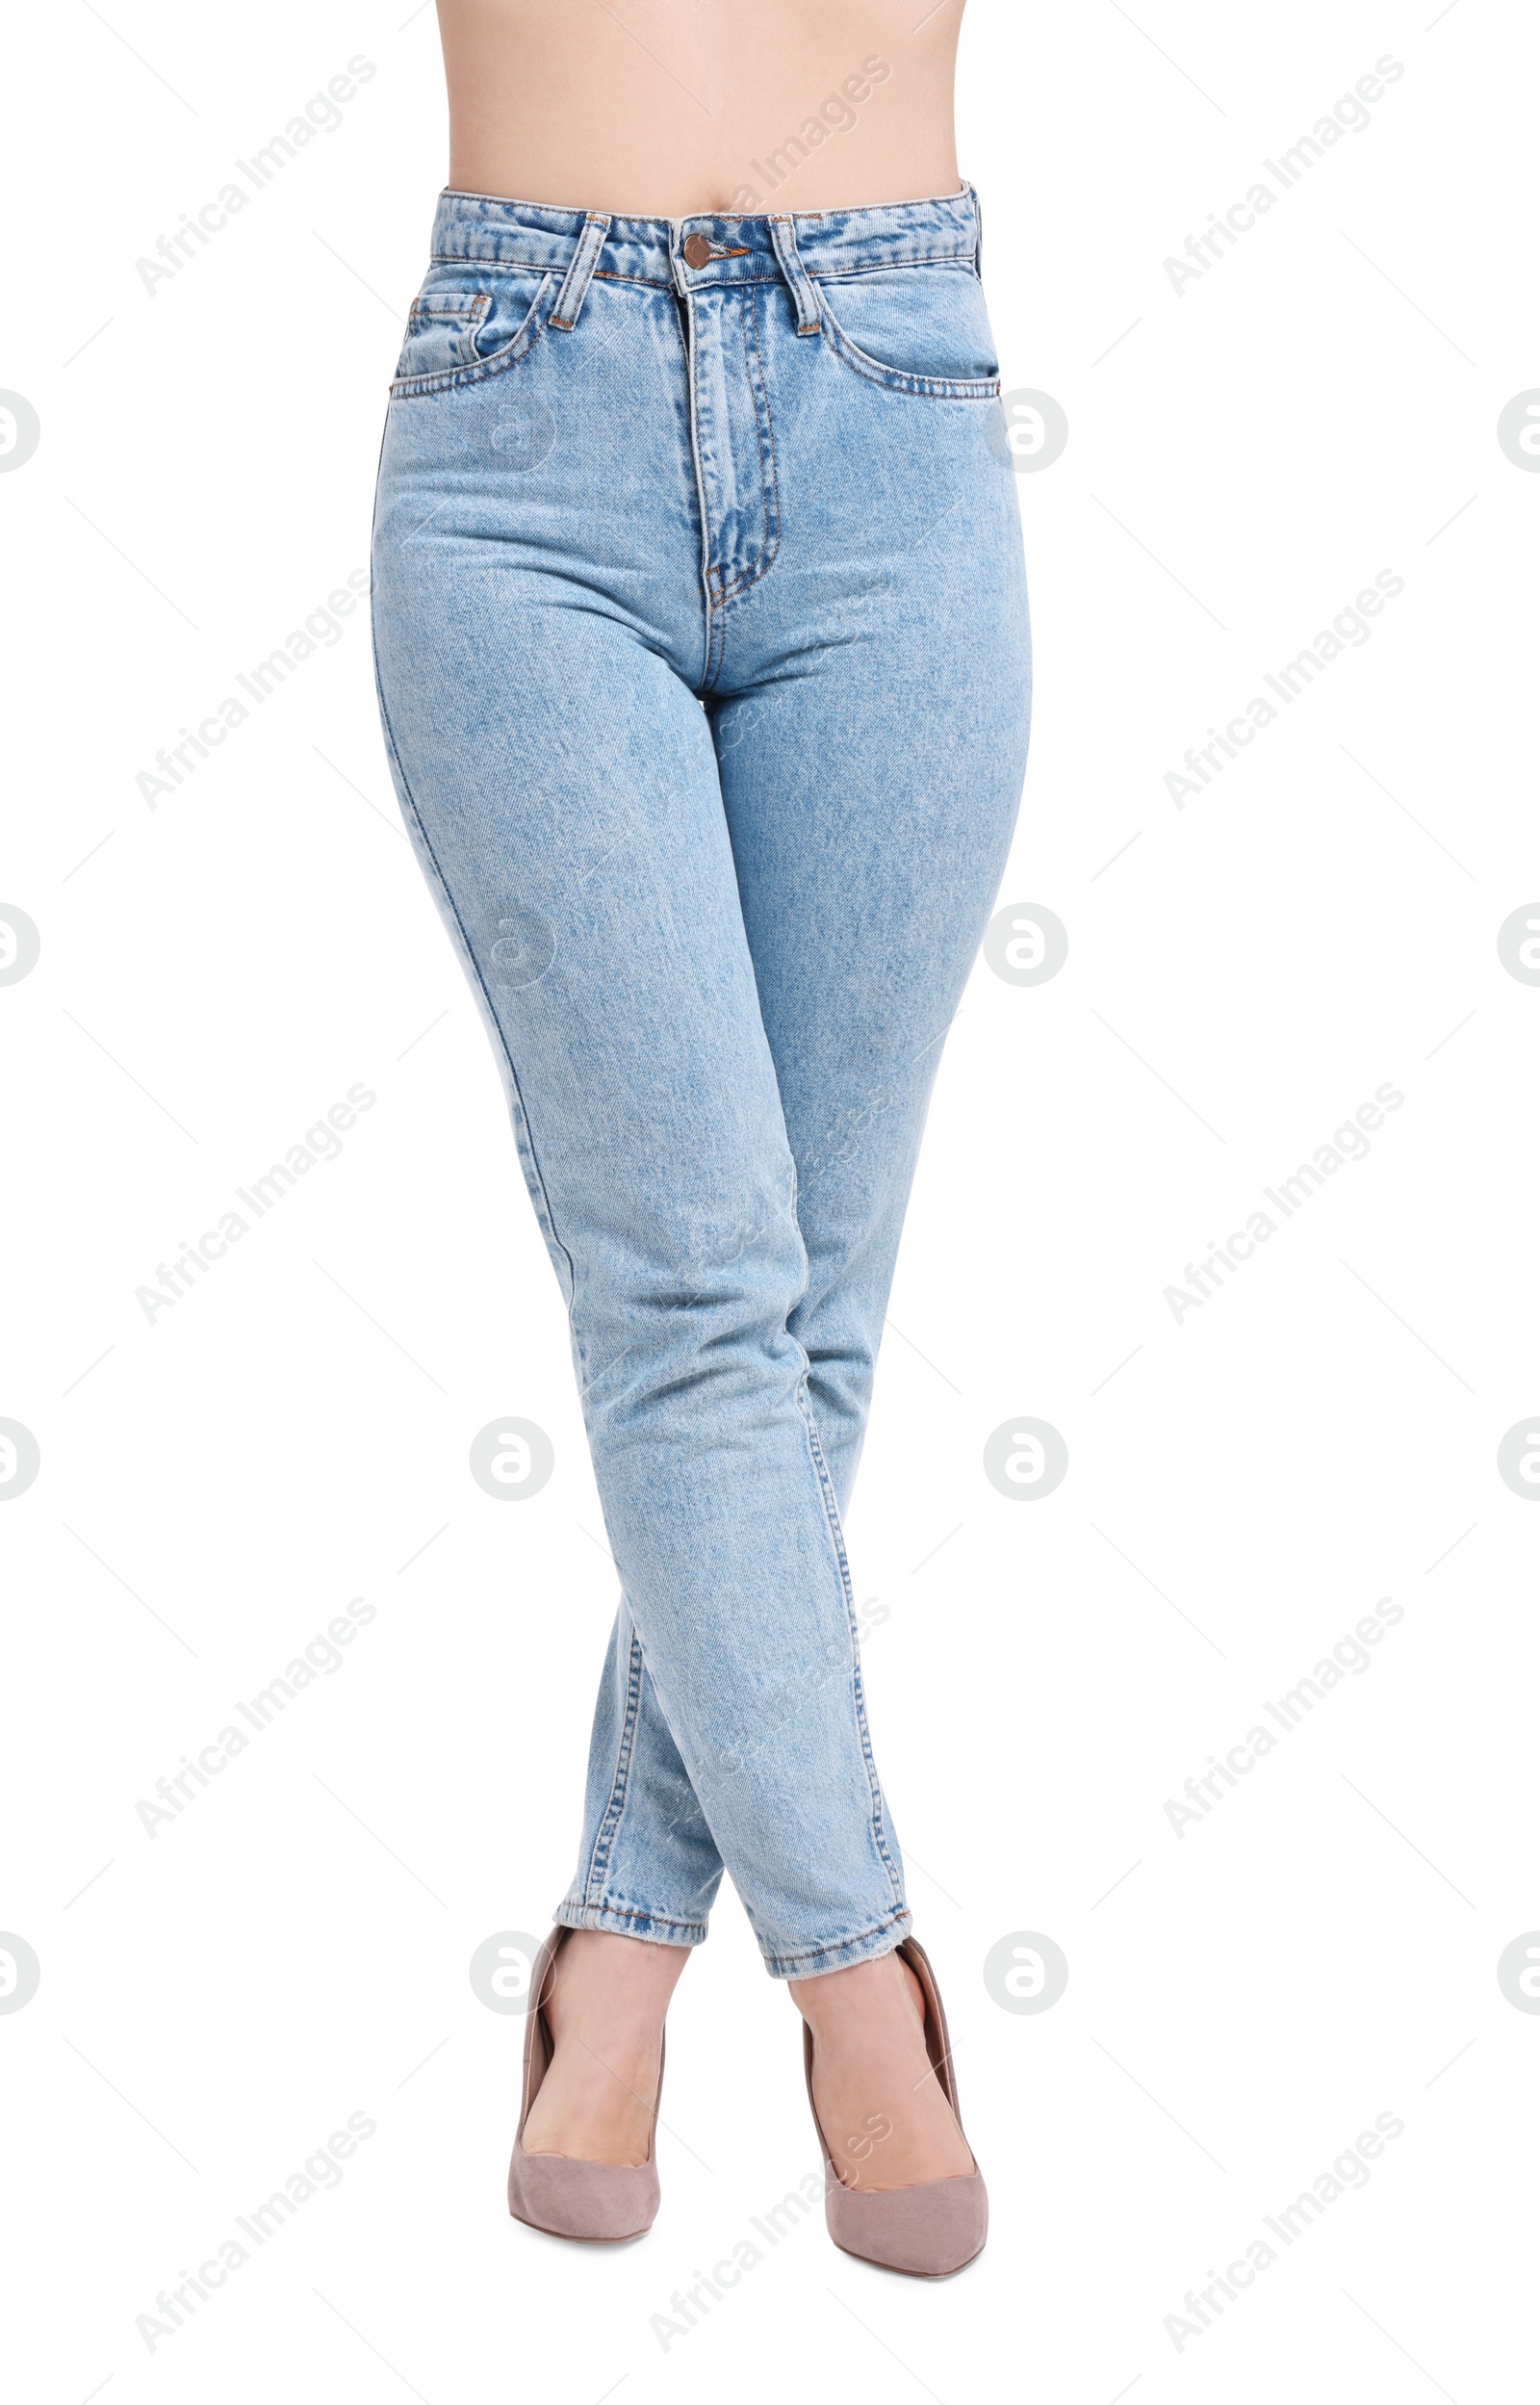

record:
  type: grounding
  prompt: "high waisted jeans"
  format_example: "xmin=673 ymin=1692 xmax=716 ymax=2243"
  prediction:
xmin=371 ymin=186 xmax=1030 ymax=1977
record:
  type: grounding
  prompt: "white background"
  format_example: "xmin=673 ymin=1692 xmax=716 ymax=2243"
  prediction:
xmin=3 ymin=1 xmax=1536 ymax=2398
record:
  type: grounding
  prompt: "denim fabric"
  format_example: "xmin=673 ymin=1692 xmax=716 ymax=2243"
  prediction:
xmin=371 ymin=186 xmax=1030 ymax=1977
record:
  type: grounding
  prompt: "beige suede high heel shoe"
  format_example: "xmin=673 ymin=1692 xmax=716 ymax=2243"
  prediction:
xmin=506 ymin=1927 xmax=664 ymax=2242
xmin=804 ymin=1937 xmax=988 ymax=2278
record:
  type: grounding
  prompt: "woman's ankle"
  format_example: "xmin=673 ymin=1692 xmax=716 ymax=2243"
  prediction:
xmin=789 ymin=1948 xmax=922 ymax=2031
xmin=541 ymin=1931 xmax=691 ymax=2059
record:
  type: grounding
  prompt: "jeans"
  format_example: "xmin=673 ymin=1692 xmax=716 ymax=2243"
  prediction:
xmin=371 ymin=185 xmax=1030 ymax=1978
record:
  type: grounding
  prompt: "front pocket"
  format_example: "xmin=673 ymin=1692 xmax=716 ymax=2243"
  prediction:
xmin=813 ymin=264 xmax=1001 ymax=401
xmin=395 ymin=290 xmax=492 ymax=383
xmin=390 ymin=270 xmax=554 ymax=399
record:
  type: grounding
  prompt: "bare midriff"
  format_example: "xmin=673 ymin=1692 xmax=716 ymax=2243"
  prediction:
xmin=435 ymin=0 xmax=965 ymax=219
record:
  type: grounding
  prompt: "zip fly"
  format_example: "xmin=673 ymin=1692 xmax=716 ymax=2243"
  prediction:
xmin=671 ymin=231 xmax=783 ymax=689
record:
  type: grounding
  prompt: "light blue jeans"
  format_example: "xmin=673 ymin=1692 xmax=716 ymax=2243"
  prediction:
xmin=371 ymin=186 xmax=1030 ymax=1978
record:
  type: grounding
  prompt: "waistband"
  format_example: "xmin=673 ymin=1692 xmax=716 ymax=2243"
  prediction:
xmin=427 ymin=183 xmax=983 ymax=293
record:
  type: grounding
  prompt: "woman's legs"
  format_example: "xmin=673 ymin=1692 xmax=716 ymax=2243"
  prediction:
xmin=374 ymin=599 xmax=910 ymax=1970
xmin=372 ymin=190 xmax=1027 ymax=2176
xmin=707 ymin=509 xmax=1031 ymax=2184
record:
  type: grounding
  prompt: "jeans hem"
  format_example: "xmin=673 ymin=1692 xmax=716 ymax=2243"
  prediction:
xmin=760 ymin=1906 xmax=912 ymax=1981
xmin=553 ymin=1899 xmax=709 ymax=1948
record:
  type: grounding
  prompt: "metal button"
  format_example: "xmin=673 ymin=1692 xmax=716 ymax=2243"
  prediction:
xmin=681 ymin=233 xmax=711 ymax=271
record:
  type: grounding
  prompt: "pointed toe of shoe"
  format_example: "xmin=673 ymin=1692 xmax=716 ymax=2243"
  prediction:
xmin=508 ymin=2141 xmax=660 ymax=2242
xmin=825 ymin=2167 xmax=988 ymax=2279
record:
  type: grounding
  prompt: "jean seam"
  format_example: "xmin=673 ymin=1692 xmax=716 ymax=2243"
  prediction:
xmin=409 ymin=292 xmax=491 ymax=325
xmin=389 ymin=274 xmax=555 ymax=398
xmin=427 ymin=248 xmax=980 ymax=280
xmin=582 ymin=1620 xmax=646 ymax=1901
xmin=762 ymin=1908 xmax=911 ymax=1972
xmin=819 ymin=325 xmax=1001 ymax=400
xmin=369 ymin=680 xmax=585 ymax=1354
xmin=790 ymin=1358 xmax=905 ymax=1908
xmin=715 ymin=281 xmax=782 ymax=606
xmin=549 ymin=211 xmax=608 ymax=331
xmin=557 ymin=1900 xmax=708 ymax=1937
xmin=679 ymin=287 xmax=722 ymax=693
xmin=427 ymin=253 xmax=666 ymax=290
xmin=807 ymin=249 xmax=979 ymax=280
xmin=437 ymin=183 xmax=977 ymax=223
xmin=811 ymin=280 xmax=1000 ymax=401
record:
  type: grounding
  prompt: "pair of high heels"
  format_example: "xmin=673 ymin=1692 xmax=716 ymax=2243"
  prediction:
xmin=507 ymin=1927 xmax=987 ymax=2278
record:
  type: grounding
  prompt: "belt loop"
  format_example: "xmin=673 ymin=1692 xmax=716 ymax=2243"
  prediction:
xmin=967 ymin=180 xmax=985 ymax=282
xmin=550 ymin=211 xmax=610 ymax=331
xmin=768 ymin=214 xmax=821 ymax=336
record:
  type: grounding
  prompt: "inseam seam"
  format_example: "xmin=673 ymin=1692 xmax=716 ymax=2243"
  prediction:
xmin=582 ymin=1618 xmax=646 ymax=1901
xmin=791 ymin=1359 xmax=906 ymax=1910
